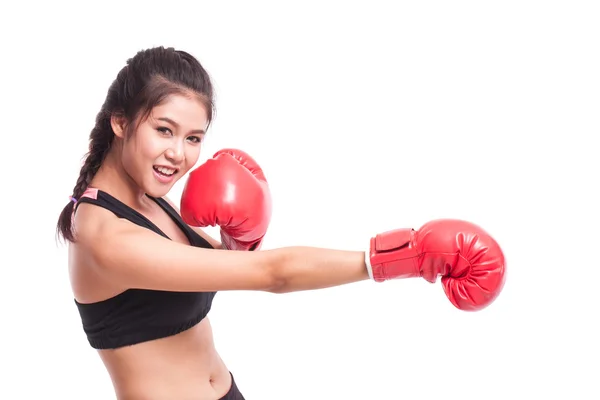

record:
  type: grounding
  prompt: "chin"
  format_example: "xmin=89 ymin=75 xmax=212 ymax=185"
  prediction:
xmin=143 ymin=168 xmax=182 ymax=198
xmin=145 ymin=187 xmax=169 ymax=198
xmin=145 ymin=182 xmax=176 ymax=198
xmin=142 ymin=180 xmax=174 ymax=198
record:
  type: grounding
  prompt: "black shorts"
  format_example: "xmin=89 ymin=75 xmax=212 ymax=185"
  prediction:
xmin=219 ymin=372 xmax=244 ymax=400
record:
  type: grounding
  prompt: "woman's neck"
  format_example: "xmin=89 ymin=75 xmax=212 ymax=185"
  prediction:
xmin=89 ymin=149 xmax=153 ymax=211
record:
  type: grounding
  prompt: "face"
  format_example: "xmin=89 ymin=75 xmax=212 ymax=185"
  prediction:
xmin=113 ymin=94 xmax=208 ymax=197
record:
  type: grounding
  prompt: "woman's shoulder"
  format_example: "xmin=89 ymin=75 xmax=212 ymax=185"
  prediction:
xmin=72 ymin=190 xmax=120 ymax=245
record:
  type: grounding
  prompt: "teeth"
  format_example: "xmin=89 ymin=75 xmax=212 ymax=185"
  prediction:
xmin=156 ymin=166 xmax=176 ymax=175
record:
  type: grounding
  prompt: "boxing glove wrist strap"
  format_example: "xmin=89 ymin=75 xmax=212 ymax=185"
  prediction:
xmin=364 ymin=250 xmax=374 ymax=280
xmin=367 ymin=228 xmax=421 ymax=282
xmin=221 ymin=231 xmax=263 ymax=251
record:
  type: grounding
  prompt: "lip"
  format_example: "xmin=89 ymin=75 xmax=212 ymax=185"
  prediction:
xmin=153 ymin=166 xmax=177 ymax=184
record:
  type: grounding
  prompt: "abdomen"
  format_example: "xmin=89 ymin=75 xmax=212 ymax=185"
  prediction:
xmin=98 ymin=318 xmax=232 ymax=399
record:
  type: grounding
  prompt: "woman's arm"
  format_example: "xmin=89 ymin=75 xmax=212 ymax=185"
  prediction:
xmin=81 ymin=216 xmax=369 ymax=294
xmin=270 ymin=247 xmax=369 ymax=293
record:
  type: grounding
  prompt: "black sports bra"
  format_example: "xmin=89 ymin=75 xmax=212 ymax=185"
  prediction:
xmin=73 ymin=188 xmax=216 ymax=350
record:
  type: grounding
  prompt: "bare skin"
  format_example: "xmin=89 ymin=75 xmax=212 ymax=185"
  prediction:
xmin=70 ymin=195 xmax=233 ymax=399
xmin=67 ymin=94 xmax=369 ymax=399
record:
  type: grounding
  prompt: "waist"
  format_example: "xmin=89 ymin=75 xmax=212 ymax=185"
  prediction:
xmin=99 ymin=319 xmax=231 ymax=399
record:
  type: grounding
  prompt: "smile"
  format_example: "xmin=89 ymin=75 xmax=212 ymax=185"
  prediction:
xmin=153 ymin=166 xmax=177 ymax=176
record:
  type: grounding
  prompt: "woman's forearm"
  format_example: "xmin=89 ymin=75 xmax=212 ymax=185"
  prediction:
xmin=268 ymin=246 xmax=370 ymax=293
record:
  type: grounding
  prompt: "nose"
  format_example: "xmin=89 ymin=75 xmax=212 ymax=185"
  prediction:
xmin=165 ymin=139 xmax=185 ymax=164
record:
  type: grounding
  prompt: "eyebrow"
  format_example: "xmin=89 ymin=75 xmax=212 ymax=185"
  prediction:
xmin=157 ymin=117 xmax=206 ymax=134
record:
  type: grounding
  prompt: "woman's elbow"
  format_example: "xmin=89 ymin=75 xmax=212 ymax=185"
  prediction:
xmin=260 ymin=248 xmax=290 ymax=294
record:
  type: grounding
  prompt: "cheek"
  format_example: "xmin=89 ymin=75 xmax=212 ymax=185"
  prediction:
xmin=121 ymin=133 xmax=160 ymax=171
xmin=184 ymin=145 xmax=202 ymax=168
xmin=132 ymin=130 xmax=164 ymax=161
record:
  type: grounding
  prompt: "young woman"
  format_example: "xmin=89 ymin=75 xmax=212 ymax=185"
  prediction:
xmin=56 ymin=46 xmax=506 ymax=400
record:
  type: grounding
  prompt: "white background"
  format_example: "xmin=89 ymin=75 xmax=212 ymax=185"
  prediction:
xmin=2 ymin=1 xmax=599 ymax=399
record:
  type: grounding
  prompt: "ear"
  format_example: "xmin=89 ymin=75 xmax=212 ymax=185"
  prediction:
xmin=110 ymin=114 xmax=127 ymax=139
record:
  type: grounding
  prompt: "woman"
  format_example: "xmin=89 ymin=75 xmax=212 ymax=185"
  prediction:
xmin=56 ymin=46 xmax=506 ymax=400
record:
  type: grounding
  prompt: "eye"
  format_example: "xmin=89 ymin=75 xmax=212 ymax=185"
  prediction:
xmin=187 ymin=136 xmax=203 ymax=144
xmin=157 ymin=127 xmax=172 ymax=135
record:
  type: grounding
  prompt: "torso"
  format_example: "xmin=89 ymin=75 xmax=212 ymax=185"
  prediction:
xmin=69 ymin=192 xmax=232 ymax=399
xmin=97 ymin=320 xmax=231 ymax=399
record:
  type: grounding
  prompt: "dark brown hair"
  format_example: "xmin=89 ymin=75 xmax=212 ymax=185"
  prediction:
xmin=56 ymin=46 xmax=215 ymax=243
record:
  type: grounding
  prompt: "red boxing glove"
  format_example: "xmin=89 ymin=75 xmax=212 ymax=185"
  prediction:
xmin=366 ymin=219 xmax=506 ymax=311
xmin=180 ymin=149 xmax=272 ymax=251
